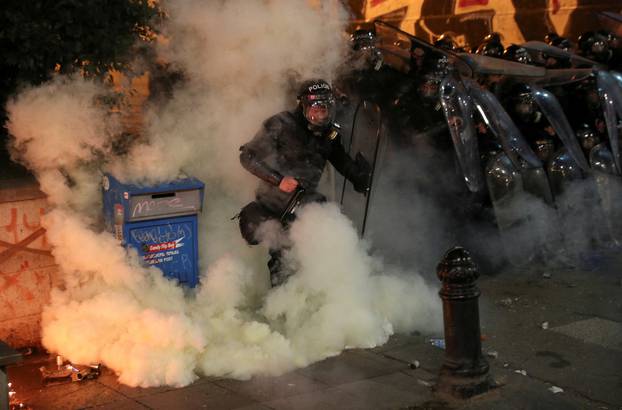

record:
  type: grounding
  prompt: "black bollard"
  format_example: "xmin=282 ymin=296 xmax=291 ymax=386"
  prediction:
xmin=435 ymin=246 xmax=492 ymax=399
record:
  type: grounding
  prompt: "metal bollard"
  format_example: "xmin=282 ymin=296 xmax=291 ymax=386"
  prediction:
xmin=435 ymin=246 xmax=492 ymax=399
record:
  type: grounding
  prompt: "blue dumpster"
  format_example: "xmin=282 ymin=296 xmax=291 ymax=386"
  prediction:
xmin=102 ymin=174 xmax=205 ymax=287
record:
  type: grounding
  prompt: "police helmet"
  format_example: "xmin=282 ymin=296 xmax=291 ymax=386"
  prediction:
xmin=475 ymin=32 xmax=505 ymax=58
xmin=297 ymin=79 xmax=336 ymax=129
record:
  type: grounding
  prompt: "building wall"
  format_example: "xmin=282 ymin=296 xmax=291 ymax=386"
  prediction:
xmin=0 ymin=184 xmax=58 ymax=348
xmin=347 ymin=0 xmax=622 ymax=50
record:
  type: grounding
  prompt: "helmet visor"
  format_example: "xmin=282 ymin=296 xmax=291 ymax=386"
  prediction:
xmin=303 ymin=96 xmax=335 ymax=127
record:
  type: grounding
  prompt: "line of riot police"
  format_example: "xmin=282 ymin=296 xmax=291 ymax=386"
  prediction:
xmin=334 ymin=16 xmax=622 ymax=269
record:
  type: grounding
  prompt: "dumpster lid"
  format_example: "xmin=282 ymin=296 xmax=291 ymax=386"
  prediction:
xmin=105 ymin=174 xmax=204 ymax=195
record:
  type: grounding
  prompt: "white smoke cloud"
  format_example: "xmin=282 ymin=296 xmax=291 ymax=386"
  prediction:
xmin=5 ymin=76 xmax=118 ymax=215
xmin=5 ymin=0 xmax=443 ymax=387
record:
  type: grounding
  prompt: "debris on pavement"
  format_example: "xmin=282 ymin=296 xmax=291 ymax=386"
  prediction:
xmin=417 ymin=379 xmax=433 ymax=387
xmin=548 ymin=386 xmax=564 ymax=394
xmin=486 ymin=350 xmax=499 ymax=359
xmin=9 ymin=381 xmax=29 ymax=409
xmin=429 ymin=338 xmax=445 ymax=349
xmin=40 ymin=357 xmax=101 ymax=384
xmin=514 ymin=369 xmax=528 ymax=376
xmin=541 ymin=321 xmax=549 ymax=330
xmin=499 ymin=297 xmax=514 ymax=307
xmin=409 ymin=360 xmax=421 ymax=369
xmin=499 ymin=297 xmax=520 ymax=307
xmin=542 ymin=273 xmax=552 ymax=279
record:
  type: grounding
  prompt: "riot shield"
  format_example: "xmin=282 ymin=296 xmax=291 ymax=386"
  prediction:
xmin=531 ymin=86 xmax=590 ymax=171
xmin=467 ymin=82 xmax=542 ymax=169
xmin=589 ymin=143 xmax=622 ymax=242
xmin=589 ymin=142 xmax=617 ymax=174
xmin=597 ymin=11 xmax=622 ymax=37
xmin=612 ymin=71 xmax=622 ymax=89
xmin=521 ymin=41 xmax=605 ymax=69
xmin=596 ymin=71 xmax=622 ymax=174
xmin=439 ymin=75 xmax=484 ymax=192
xmin=374 ymin=20 xmax=473 ymax=78
xmin=373 ymin=21 xmax=415 ymax=74
xmin=457 ymin=52 xmax=546 ymax=77
xmin=547 ymin=148 xmax=584 ymax=197
xmin=530 ymin=68 xmax=594 ymax=87
xmin=467 ymin=81 xmax=555 ymax=203
xmin=485 ymin=152 xmax=554 ymax=265
xmin=340 ymin=100 xmax=384 ymax=237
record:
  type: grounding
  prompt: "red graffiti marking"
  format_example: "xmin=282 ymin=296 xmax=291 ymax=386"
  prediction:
xmin=34 ymin=270 xmax=49 ymax=287
xmin=0 ymin=272 xmax=21 ymax=292
xmin=21 ymin=287 xmax=35 ymax=301
xmin=0 ymin=207 xmax=51 ymax=262
xmin=0 ymin=228 xmax=47 ymax=265
xmin=551 ymin=0 xmax=560 ymax=14
xmin=458 ymin=0 xmax=489 ymax=7
xmin=4 ymin=208 xmax=18 ymax=243
xmin=22 ymin=208 xmax=43 ymax=230
xmin=370 ymin=0 xmax=388 ymax=7
xmin=1 ymin=269 xmax=42 ymax=310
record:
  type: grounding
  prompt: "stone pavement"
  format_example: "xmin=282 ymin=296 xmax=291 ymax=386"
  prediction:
xmin=6 ymin=255 xmax=622 ymax=410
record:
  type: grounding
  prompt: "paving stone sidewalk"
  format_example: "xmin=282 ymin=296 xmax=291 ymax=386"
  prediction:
xmin=7 ymin=258 xmax=622 ymax=410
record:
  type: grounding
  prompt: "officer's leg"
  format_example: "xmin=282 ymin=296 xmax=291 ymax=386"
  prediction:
xmin=238 ymin=201 xmax=292 ymax=287
xmin=238 ymin=201 xmax=272 ymax=245
xmin=268 ymin=249 xmax=285 ymax=287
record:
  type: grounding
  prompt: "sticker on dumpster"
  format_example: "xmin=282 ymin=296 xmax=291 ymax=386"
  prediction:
xmin=143 ymin=238 xmax=184 ymax=265
xmin=145 ymin=238 xmax=184 ymax=253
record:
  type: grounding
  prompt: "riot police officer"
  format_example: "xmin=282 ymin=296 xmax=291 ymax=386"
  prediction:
xmin=238 ymin=79 xmax=370 ymax=286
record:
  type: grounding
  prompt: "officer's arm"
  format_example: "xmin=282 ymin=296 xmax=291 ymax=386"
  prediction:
xmin=239 ymin=118 xmax=283 ymax=186
xmin=328 ymin=135 xmax=371 ymax=194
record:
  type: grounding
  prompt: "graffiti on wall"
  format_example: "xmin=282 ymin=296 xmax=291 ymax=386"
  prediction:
xmin=0 ymin=204 xmax=54 ymax=319
xmin=0 ymin=206 xmax=50 ymax=266
xmin=346 ymin=0 xmax=622 ymax=51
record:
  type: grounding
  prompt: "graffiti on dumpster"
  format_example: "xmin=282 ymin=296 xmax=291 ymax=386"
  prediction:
xmin=131 ymin=197 xmax=196 ymax=218
xmin=129 ymin=224 xmax=192 ymax=244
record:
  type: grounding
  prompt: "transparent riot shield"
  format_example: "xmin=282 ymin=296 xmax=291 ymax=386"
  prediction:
xmin=468 ymin=81 xmax=555 ymax=205
xmin=611 ymin=71 xmax=622 ymax=89
xmin=589 ymin=142 xmax=622 ymax=242
xmin=596 ymin=71 xmax=622 ymax=174
xmin=439 ymin=75 xmax=484 ymax=192
xmin=340 ymin=100 xmax=384 ymax=237
xmin=531 ymin=86 xmax=590 ymax=171
xmin=374 ymin=20 xmax=473 ymax=78
xmin=485 ymin=152 xmax=555 ymax=265
xmin=547 ymin=148 xmax=584 ymax=197
xmin=467 ymin=82 xmax=542 ymax=169
xmin=457 ymin=52 xmax=546 ymax=77
xmin=521 ymin=41 xmax=605 ymax=69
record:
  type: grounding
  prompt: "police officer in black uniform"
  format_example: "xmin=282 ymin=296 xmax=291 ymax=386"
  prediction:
xmin=238 ymin=79 xmax=370 ymax=287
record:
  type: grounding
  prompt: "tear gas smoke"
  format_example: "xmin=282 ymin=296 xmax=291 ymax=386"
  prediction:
xmin=5 ymin=0 xmax=442 ymax=387
xmin=6 ymin=76 xmax=118 ymax=217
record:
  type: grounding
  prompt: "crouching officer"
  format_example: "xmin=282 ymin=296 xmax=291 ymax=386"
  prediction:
xmin=238 ymin=79 xmax=371 ymax=287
